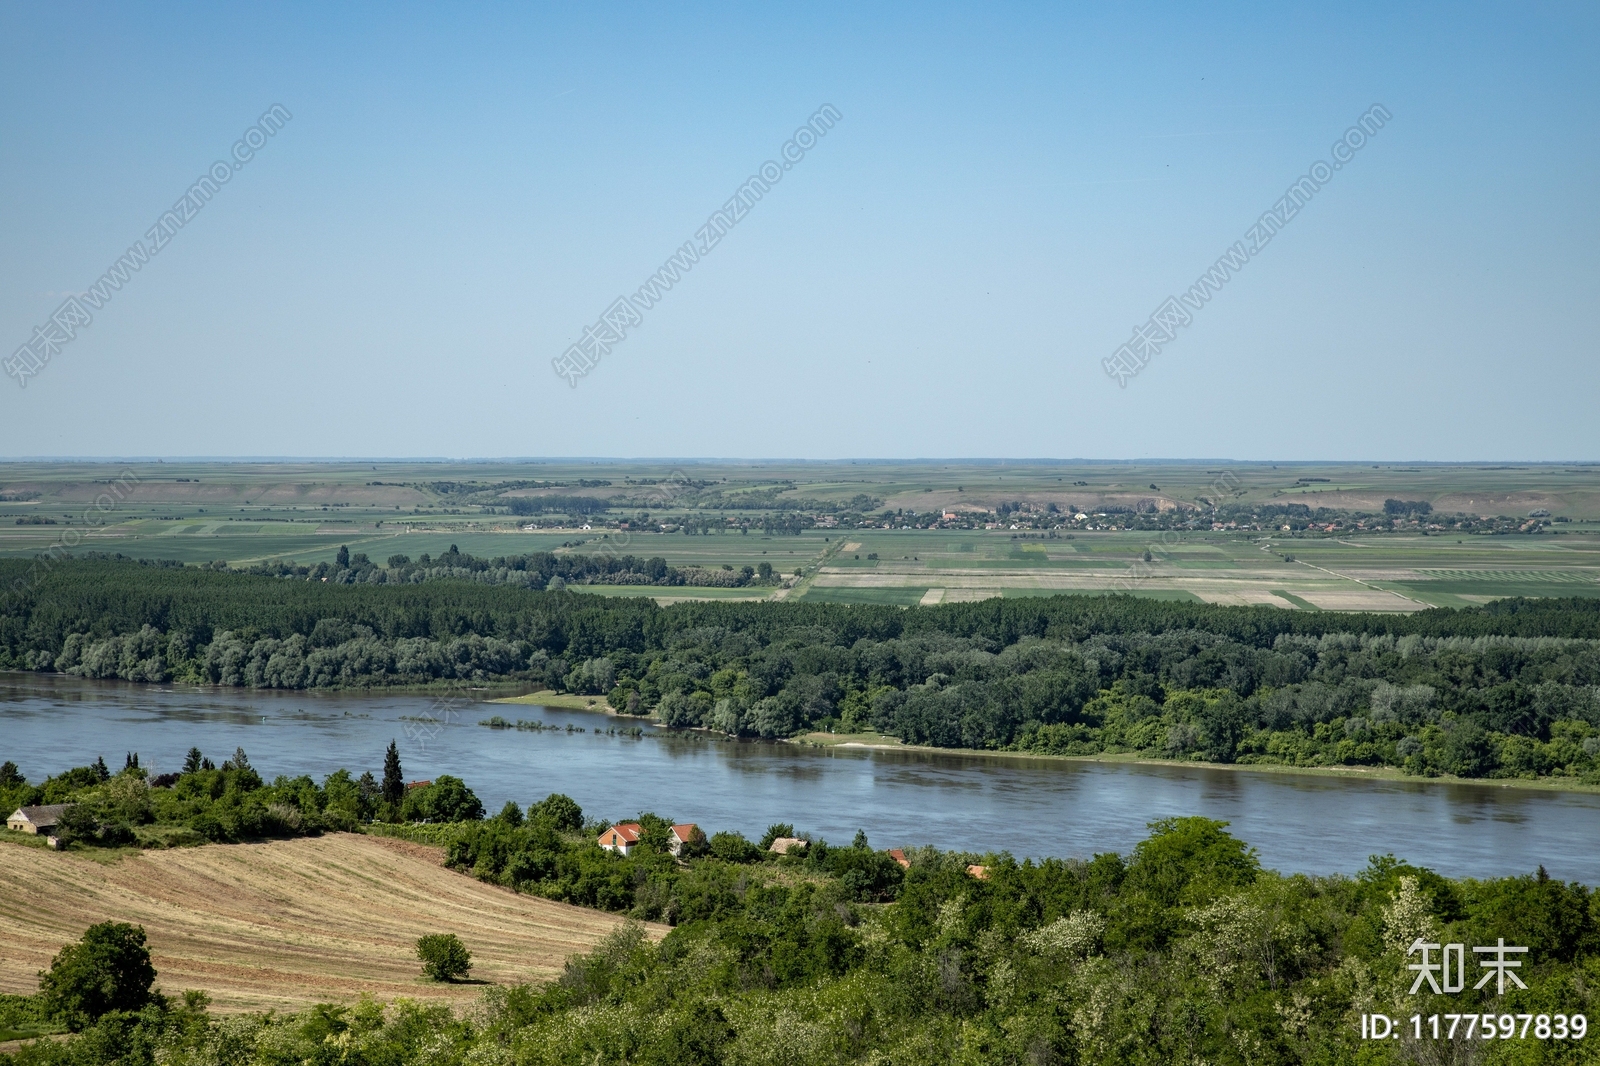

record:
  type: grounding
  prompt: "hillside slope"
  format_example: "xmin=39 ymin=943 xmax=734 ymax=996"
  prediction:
xmin=0 ymin=834 xmax=648 ymax=1012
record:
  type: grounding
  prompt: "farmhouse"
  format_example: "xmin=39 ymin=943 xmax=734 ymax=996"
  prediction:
xmin=887 ymin=848 xmax=911 ymax=869
xmin=598 ymin=822 xmax=641 ymax=856
xmin=667 ymin=824 xmax=700 ymax=857
xmin=7 ymin=804 xmax=73 ymax=835
xmin=768 ymin=836 xmax=807 ymax=855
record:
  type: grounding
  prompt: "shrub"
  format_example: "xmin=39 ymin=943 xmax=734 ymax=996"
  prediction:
xmin=416 ymin=933 xmax=472 ymax=982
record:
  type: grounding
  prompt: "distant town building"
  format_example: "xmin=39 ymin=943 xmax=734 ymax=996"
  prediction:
xmin=768 ymin=836 xmax=807 ymax=855
xmin=966 ymin=864 xmax=990 ymax=880
xmin=887 ymin=848 xmax=911 ymax=869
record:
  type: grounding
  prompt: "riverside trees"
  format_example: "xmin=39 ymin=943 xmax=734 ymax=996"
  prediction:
xmin=4 ymin=557 xmax=1600 ymax=782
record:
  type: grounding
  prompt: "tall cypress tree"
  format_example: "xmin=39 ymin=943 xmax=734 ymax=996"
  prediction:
xmin=382 ymin=741 xmax=404 ymax=805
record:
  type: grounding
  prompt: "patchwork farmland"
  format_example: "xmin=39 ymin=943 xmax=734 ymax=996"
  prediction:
xmin=2 ymin=460 xmax=1598 ymax=611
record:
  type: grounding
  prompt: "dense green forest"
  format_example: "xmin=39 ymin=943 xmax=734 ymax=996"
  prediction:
xmin=4 ymin=557 xmax=1600 ymax=782
xmin=2 ymin=788 xmax=1596 ymax=1064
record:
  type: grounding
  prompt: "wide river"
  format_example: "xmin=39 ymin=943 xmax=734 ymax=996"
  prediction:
xmin=3 ymin=673 xmax=1598 ymax=881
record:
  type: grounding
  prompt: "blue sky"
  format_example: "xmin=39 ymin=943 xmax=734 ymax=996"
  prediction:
xmin=1 ymin=2 xmax=1595 ymax=460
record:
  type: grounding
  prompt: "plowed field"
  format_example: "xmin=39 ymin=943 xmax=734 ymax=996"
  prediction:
xmin=0 ymin=834 xmax=646 ymax=1012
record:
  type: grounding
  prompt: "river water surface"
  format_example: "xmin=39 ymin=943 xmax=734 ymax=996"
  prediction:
xmin=3 ymin=673 xmax=1598 ymax=882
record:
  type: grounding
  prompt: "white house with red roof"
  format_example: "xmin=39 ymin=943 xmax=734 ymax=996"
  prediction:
xmin=597 ymin=822 xmax=641 ymax=855
xmin=667 ymin=824 xmax=701 ymax=856
xmin=598 ymin=821 xmax=705 ymax=857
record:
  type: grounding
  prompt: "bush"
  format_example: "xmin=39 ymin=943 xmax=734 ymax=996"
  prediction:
xmin=416 ymin=933 xmax=472 ymax=982
xmin=38 ymin=923 xmax=160 ymax=1031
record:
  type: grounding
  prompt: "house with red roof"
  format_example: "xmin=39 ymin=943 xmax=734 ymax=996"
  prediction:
xmin=667 ymin=824 xmax=701 ymax=856
xmin=598 ymin=822 xmax=641 ymax=856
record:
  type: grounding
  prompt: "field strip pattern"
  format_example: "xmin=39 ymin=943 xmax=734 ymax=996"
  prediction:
xmin=1407 ymin=569 xmax=1597 ymax=582
xmin=0 ymin=835 xmax=646 ymax=1013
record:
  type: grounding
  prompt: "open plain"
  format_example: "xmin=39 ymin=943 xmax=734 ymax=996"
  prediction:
xmin=2 ymin=460 xmax=1598 ymax=610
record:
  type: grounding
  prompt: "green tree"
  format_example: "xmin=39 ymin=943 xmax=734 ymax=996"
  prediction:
xmin=1126 ymin=816 xmax=1259 ymax=907
xmin=38 ymin=922 xmax=160 ymax=1031
xmin=416 ymin=933 xmax=472 ymax=982
xmin=0 ymin=760 xmax=21 ymax=787
xmin=708 ymin=831 xmax=761 ymax=863
xmin=759 ymin=823 xmax=795 ymax=849
xmin=336 ymin=544 xmax=350 ymax=568
xmin=1114 ymin=816 xmax=1260 ymax=951
xmin=529 ymin=792 xmax=583 ymax=832
xmin=55 ymin=804 xmax=100 ymax=846
xmin=382 ymin=740 xmax=404 ymax=806
xmin=182 ymin=748 xmax=202 ymax=774
xmin=400 ymin=775 xmax=483 ymax=822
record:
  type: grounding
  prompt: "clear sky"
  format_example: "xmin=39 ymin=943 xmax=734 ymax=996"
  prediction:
xmin=1 ymin=3 xmax=1595 ymax=460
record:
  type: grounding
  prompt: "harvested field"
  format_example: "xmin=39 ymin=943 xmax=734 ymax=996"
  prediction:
xmin=0 ymin=834 xmax=652 ymax=1013
xmin=1191 ymin=588 xmax=1293 ymax=607
xmin=1295 ymin=588 xmax=1421 ymax=611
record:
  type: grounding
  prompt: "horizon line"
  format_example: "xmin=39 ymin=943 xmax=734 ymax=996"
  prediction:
xmin=0 ymin=457 xmax=1597 ymax=466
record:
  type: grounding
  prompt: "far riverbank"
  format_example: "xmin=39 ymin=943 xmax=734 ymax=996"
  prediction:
xmin=791 ymin=731 xmax=1600 ymax=795
xmin=492 ymin=691 xmax=1600 ymax=796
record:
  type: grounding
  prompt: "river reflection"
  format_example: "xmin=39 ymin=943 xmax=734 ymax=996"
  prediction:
xmin=2 ymin=673 xmax=1597 ymax=881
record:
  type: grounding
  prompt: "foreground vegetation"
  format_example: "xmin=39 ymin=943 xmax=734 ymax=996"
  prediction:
xmin=2 ymin=806 xmax=1596 ymax=1065
xmin=5 ymin=558 xmax=1600 ymax=783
